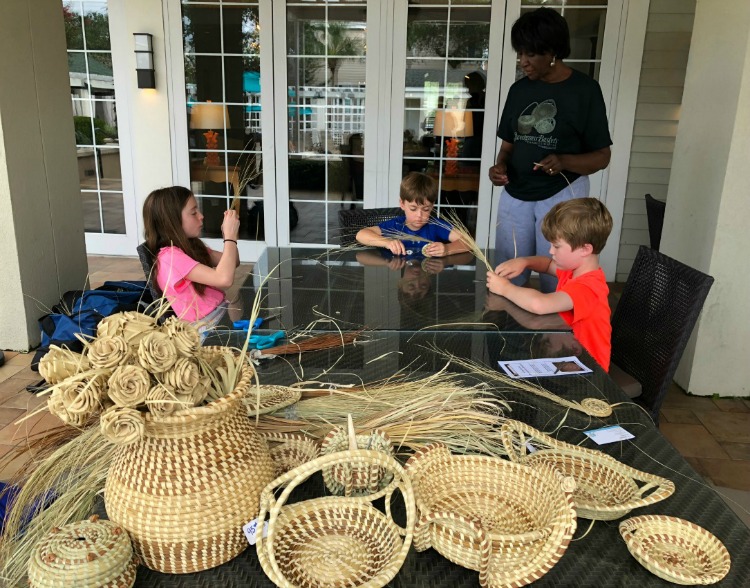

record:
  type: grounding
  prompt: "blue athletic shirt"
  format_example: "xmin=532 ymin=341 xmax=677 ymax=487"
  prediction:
xmin=378 ymin=216 xmax=452 ymax=256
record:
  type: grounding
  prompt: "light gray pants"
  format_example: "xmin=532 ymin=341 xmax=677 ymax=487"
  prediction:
xmin=494 ymin=175 xmax=590 ymax=293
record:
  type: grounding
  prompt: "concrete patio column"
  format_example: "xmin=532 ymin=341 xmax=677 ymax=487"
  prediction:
xmin=662 ymin=0 xmax=750 ymax=397
xmin=0 ymin=0 xmax=88 ymax=350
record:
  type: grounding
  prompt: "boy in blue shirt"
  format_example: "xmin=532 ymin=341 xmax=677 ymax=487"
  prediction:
xmin=356 ymin=172 xmax=468 ymax=257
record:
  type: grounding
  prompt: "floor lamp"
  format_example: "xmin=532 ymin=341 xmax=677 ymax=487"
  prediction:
xmin=434 ymin=108 xmax=473 ymax=176
xmin=190 ymin=101 xmax=229 ymax=167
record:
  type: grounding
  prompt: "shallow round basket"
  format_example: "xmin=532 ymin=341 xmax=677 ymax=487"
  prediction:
xmin=320 ymin=427 xmax=394 ymax=496
xmin=619 ymin=515 xmax=731 ymax=585
xmin=28 ymin=515 xmax=137 ymax=588
xmin=405 ymin=443 xmax=577 ymax=588
xmin=243 ymin=385 xmax=301 ymax=416
xmin=501 ymin=420 xmax=675 ymax=520
xmin=256 ymin=449 xmax=415 ymax=588
xmin=261 ymin=432 xmax=320 ymax=478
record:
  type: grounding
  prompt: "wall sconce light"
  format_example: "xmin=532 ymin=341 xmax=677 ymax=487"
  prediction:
xmin=133 ymin=33 xmax=155 ymax=89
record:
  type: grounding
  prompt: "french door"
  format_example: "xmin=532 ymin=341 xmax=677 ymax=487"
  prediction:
xmin=168 ymin=0 xmax=621 ymax=256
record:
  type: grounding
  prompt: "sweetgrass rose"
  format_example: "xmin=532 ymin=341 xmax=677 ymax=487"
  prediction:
xmin=161 ymin=317 xmax=200 ymax=358
xmin=47 ymin=388 xmax=90 ymax=427
xmin=145 ymin=383 xmax=178 ymax=418
xmin=108 ymin=365 xmax=151 ymax=408
xmin=157 ymin=358 xmax=200 ymax=394
xmin=59 ymin=375 xmax=106 ymax=416
xmin=137 ymin=331 xmax=178 ymax=373
xmin=88 ymin=336 xmax=130 ymax=370
xmin=100 ymin=406 xmax=145 ymax=445
xmin=97 ymin=311 xmax=157 ymax=347
xmin=39 ymin=346 xmax=89 ymax=385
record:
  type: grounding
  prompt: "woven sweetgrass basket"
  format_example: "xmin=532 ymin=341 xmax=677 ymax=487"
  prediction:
xmin=261 ymin=431 xmax=320 ymax=478
xmin=319 ymin=427 xmax=394 ymax=496
xmin=103 ymin=357 xmax=276 ymax=574
xmin=405 ymin=443 xmax=577 ymax=588
xmin=28 ymin=515 xmax=137 ymax=588
xmin=619 ymin=515 xmax=731 ymax=585
xmin=501 ymin=420 xmax=675 ymax=520
xmin=256 ymin=449 xmax=415 ymax=588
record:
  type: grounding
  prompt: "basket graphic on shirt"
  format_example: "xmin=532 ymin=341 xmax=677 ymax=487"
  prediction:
xmin=517 ymin=99 xmax=557 ymax=135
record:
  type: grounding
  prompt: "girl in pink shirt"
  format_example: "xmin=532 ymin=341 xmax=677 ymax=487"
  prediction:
xmin=143 ymin=186 xmax=240 ymax=331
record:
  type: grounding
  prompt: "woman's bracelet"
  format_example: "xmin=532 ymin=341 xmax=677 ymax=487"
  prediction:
xmin=223 ymin=239 xmax=238 ymax=245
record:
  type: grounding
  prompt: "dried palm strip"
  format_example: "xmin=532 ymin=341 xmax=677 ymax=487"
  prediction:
xmin=0 ymin=424 xmax=117 ymax=587
xmin=442 ymin=352 xmax=613 ymax=418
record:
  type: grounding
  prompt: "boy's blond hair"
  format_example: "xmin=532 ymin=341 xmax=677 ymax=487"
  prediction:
xmin=400 ymin=172 xmax=438 ymax=205
xmin=541 ymin=197 xmax=613 ymax=254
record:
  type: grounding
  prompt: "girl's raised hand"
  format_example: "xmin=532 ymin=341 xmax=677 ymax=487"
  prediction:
xmin=221 ymin=209 xmax=240 ymax=240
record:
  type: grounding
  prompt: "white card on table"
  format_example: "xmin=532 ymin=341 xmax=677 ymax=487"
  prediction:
xmin=584 ymin=425 xmax=635 ymax=445
xmin=497 ymin=356 xmax=592 ymax=378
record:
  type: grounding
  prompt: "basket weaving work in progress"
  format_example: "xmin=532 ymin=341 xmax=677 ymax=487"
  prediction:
xmin=501 ymin=420 xmax=675 ymax=520
xmin=261 ymin=432 xmax=320 ymax=478
xmin=27 ymin=515 xmax=137 ymax=588
xmin=405 ymin=443 xmax=577 ymax=588
xmin=320 ymin=427 xmax=394 ymax=496
xmin=256 ymin=449 xmax=416 ymax=588
xmin=619 ymin=515 xmax=731 ymax=585
xmin=104 ymin=362 xmax=276 ymax=574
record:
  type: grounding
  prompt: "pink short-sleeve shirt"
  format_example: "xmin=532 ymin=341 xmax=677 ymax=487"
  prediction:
xmin=156 ymin=246 xmax=225 ymax=321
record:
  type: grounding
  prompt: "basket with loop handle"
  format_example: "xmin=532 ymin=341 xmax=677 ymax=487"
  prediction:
xmin=501 ymin=419 xmax=675 ymax=520
xmin=619 ymin=515 xmax=731 ymax=585
xmin=256 ymin=449 xmax=415 ymax=588
xmin=104 ymin=359 xmax=276 ymax=574
xmin=319 ymin=426 xmax=394 ymax=496
xmin=28 ymin=515 xmax=137 ymax=588
xmin=404 ymin=443 xmax=577 ymax=588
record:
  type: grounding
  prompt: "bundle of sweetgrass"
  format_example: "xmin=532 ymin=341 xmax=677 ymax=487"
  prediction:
xmin=0 ymin=423 xmax=117 ymax=587
xmin=432 ymin=210 xmax=492 ymax=270
xmin=257 ymin=371 xmax=511 ymax=457
xmin=36 ymin=311 xmax=247 ymax=446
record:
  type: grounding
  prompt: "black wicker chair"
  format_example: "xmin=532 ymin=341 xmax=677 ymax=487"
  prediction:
xmin=645 ymin=193 xmax=666 ymax=251
xmin=337 ymin=207 xmax=402 ymax=247
xmin=610 ymin=245 xmax=714 ymax=423
xmin=136 ymin=242 xmax=177 ymax=321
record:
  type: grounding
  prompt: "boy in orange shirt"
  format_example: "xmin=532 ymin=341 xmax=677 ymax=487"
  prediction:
xmin=486 ymin=197 xmax=613 ymax=370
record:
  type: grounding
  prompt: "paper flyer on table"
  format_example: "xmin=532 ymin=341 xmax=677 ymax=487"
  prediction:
xmin=497 ymin=356 xmax=592 ymax=378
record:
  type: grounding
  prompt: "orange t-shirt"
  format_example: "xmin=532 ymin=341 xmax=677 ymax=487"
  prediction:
xmin=557 ymin=268 xmax=611 ymax=371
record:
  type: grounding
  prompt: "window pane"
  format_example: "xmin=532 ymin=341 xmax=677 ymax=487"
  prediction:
xmin=407 ymin=9 xmax=448 ymax=58
xmin=99 ymin=148 xmax=122 ymax=191
xmin=101 ymin=193 xmax=126 ymax=234
xmin=81 ymin=192 xmax=101 ymax=232
xmin=183 ymin=4 xmax=222 ymax=54
xmin=82 ymin=2 xmax=110 ymax=51
xmin=448 ymin=8 xmax=491 ymax=60
xmin=63 ymin=2 xmax=84 ymax=50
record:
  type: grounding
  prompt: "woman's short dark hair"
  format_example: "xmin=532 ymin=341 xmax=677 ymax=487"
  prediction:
xmin=511 ymin=7 xmax=571 ymax=60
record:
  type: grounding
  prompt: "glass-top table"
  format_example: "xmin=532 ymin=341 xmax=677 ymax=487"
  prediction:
xmin=179 ymin=330 xmax=749 ymax=587
xmin=233 ymin=247 xmax=568 ymax=333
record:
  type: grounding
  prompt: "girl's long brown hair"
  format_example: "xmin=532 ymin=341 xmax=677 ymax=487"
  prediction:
xmin=143 ymin=186 xmax=213 ymax=295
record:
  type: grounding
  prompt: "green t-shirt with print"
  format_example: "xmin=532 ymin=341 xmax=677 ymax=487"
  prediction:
xmin=497 ymin=69 xmax=612 ymax=202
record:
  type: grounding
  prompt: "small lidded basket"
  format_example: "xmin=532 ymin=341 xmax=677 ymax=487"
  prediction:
xmin=27 ymin=515 xmax=137 ymax=588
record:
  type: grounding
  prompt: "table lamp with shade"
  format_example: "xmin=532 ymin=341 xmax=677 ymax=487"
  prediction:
xmin=433 ymin=108 xmax=473 ymax=176
xmin=190 ymin=100 xmax=229 ymax=167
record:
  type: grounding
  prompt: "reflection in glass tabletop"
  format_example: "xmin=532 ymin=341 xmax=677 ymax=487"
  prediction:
xmin=234 ymin=247 xmax=568 ymax=333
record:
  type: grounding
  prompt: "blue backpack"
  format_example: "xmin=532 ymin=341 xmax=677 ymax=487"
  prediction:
xmin=32 ymin=281 xmax=152 ymax=371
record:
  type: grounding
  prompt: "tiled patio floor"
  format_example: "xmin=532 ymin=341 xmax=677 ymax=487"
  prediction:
xmin=1 ymin=255 xmax=748 ymax=530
